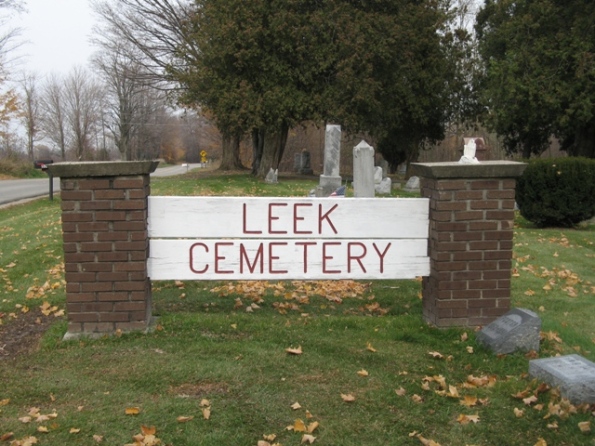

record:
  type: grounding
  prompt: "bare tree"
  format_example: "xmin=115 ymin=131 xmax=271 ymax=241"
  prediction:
xmin=18 ymin=72 xmax=40 ymax=161
xmin=63 ymin=67 xmax=102 ymax=160
xmin=39 ymin=74 xmax=68 ymax=160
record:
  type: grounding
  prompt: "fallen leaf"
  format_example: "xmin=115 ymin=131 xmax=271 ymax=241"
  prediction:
xmin=523 ymin=395 xmax=538 ymax=406
xmin=460 ymin=396 xmax=478 ymax=407
xmin=534 ymin=438 xmax=547 ymax=446
xmin=291 ymin=402 xmax=302 ymax=410
xmin=416 ymin=434 xmax=441 ymax=446
xmin=366 ymin=342 xmax=377 ymax=352
xmin=293 ymin=419 xmax=307 ymax=432
xmin=411 ymin=394 xmax=423 ymax=403
xmin=0 ymin=399 xmax=9 ymax=406
xmin=177 ymin=416 xmax=194 ymax=423
xmin=125 ymin=407 xmax=141 ymax=415
xmin=460 ymin=332 xmax=468 ymax=342
xmin=69 ymin=428 xmax=80 ymax=434
xmin=202 ymin=407 xmax=211 ymax=420
xmin=199 ymin=399 xmax=210 ymax=407
xmin=578 ymin=421 xmax=591 ymax=433
xmin=263 ymin=434 xmax=276 ymax=441
xmin=286 ymin=346 xmax=303 ymax=355
xmin=141 ymin=425 xmax=156 ymax=436
xmin=546 ymin=421 xmax=558 ymax=430
xmin=428 ymin=351 xmax=444 ymax=359
xmin=395 ymin=387 xmax=407 ymax=396
xmin=341 ymin=393 xmax=355 ymax=402
xmin=36 ymin=427 xmax=48 ymax=433
xmin=307 ymin=421 xmax=319 ymax=433
xmin=0 ymin=432 xmax=14 ymax=441
xmin=514 ymin=407 xmax=524 ymax=418
xmin=93 ymin=434 xmax=104 ymax=442
xmin=301 ymin=434 xmax=316 ymax=444
xmin=466 ymin=346 xmax=474 ymax=354
xmin=357 ymin=369 xmax=369 ymax=377
xmin=456 ymin=413 xmax=480 ymax=425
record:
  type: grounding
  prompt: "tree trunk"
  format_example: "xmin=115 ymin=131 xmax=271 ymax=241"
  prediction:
xmin=219 ymin=131 xmax=244 ymax=170
xmin=251 ymin=128 xmax=265 ymax=176
xmin=256 ymin=122 xmax=289 ymax=178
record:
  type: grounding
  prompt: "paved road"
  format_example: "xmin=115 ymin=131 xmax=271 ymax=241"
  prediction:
xmin=0 ymin=163 xmax=203 ymax=207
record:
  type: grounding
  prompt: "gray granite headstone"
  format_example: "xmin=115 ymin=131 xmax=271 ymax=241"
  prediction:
xmin=529 ymin=354 xmax=595 ymax=404
xmin=373 ymin=166 xmax=383 ymax=184
xmin=403 ymin=176 xmax=420 ymax=193
xmin=476 ymin=308 xmax=541 ymax=354
xmin=264 ymin=168 xmax=278 ymax=183
xmin=353 ymin=140 xmax=375 ymax=198
xmin=317 ymin=124 xmax=342 ymax=196
xmin=375 ymin=177 xmax=392 ymax=195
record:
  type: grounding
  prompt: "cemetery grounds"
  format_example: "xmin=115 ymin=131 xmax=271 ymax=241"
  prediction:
xmin=0 ymin=171 xmax=594 ymax=446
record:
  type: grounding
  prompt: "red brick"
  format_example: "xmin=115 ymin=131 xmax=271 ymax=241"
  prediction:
xmin=470 ymin=200 xmax=499 ymax=210
xmin=78 ymin=179 xmax=111 ymax=190
xmin=454 ymin=211 xmax=484 ymax=221
xmin=114 ymin=282 xmax=146 ymax=291
xmin=78 ymin=222 xmax=109 ymax=232
xmin=114 ymin=178 xmax=145 ymax=189
xmin=95 ymin=211 xmax=127 ymax=221
xmin=467 ymin=280 xmax=498 ymax=290
xmin=470 ymin=180 xmax=499 ymax=190
xmin=80 ymin=242 xmax=113 ymax=252
xmin=113 ymin=221 xmax=146 ymax=231
xmin=97 ymin=232 xmax=129 ymax=242
xmin=63 ymin=233 xmax=94 ymax=243
xmin=434 ymin=222 xmax=468 ymax=232
xmin=453 ymin=271 xmax=481 ymax=280
xmin=114 ymin=241 xmax=147 ymax=251
xmin=482 ymin=289 xmax=510 ymax=298
xmin=81 ymin=263 xmax=113 ymax=272
xmin=114 ymin=200 xmax=146 ymax=210
xmin=435 ymin=201 xmax=467 ymax=211
xmin=452 ymin=251 xmax=483 ymax=261
xmin=114 ymin=302 xmax=147 ymax=312
xmin=97 ymin=292 xmax=129 ymax=302
xmin=81 ymin=282 xmax=113 ymax=292
xmin=455 ymin=190 xmax=484 ymax=200
xmin=64 ymin=252 xmax=96 ymax=263
xmin=62 ymin=213 xmax=94 ymax=222
xmin=437 ymin=180 xmax=466 ymax=190
xmin=95 ymin=190 xmax=126 ymax=200
xmin=99 ymin=312 xmax=130 ymax=322
xmin=61 ymin=190 xmax=93 ymax=201
xmin=70 ymin=313 xmax=99 ymax=323
xmin=80 ymin=201 xmax=113 ymax=211
xmin=486 ymin=190 xmax=515 ymax=199
xmin=483 ymin=270 xmax=510 ymax=280
xmin=469 ymin=261 xmax=498 ymax=271
xmin=66 ymin=292 xmax=96 ymax=303
xmin=97 ymin=252 xmax=128 ymax=262
xmin=470 ymin=241 xmax=499 ymax=251
xmin=65 ymin=272 xmax=96 ymax=282
xmin=453 ymin=232 xmax=483 ymax=241
xmin=484 ymin=230 xmax=513 ymax=241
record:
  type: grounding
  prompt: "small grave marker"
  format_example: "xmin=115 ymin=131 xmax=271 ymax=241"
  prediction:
xmin=529 ymin=354 xmax=595 ymax=404
xmin=476 ymin=308 xmax=540 ymax=354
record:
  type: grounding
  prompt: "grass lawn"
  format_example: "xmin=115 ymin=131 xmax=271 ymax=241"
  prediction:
xmin=0 ymin=171 xmax=593 ymax=446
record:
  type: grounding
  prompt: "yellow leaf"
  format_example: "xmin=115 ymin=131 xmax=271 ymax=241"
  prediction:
xmin=36 ymin=426 xmax=48 ymax=433
xmin=141 ymin=425 xmax=156 ymax=436
xmin=341 ymin=393 xmax=356 ymax=402
xmin=578 ymin=421 xmax=591 ymax=433
xmin=416 ymin=434 xmax=442 ymax=446
xmin=534 ymin=438 xmax=547 ymax=446
xmin=0 ymin=398 xmax=9 ymax=406
xmin=524 ymin=289 xmax=535 ymax=296
xmin=460 ymin=332 xmax=468 ymax=342
xmin=69 ymin=428 xmax=80 ymax=434
xmin=199 ymin=399 xmax=210 ymax=407
xmin=447 ymin=385 xmax=460 ymax=398
xmin=305 ymin=410 xmax=313 ymax=419
xmin=307 ymin=421 xmax=319 ymax=434
xmin=301 ymin=434 xmax=316 ymax=444
xmin=93 ymin=434 xmax=104 ymax=442
xmin=357 ymin=369 xmax=369 ymax=377
xmin=124 ymin=407 xmax=140 ymax=415
xmin=202 ymin=407 xmax=211 ymax=420
xmin=177 ymin=416 xmax=194 ymax=423
xmin=366 ymin=342 xmax=377 ymax=352
xmin=411 ymin=394 xmax=423 ymax=403
xmin=19 ymin=416 xmax=32 ymax=423
xmin=257 ymin=441 xmax=271 ymax=446
xmin=546 ymin=421 xmax=558 ymax=430
xmin=460 ymin=395 xmax=478 ymax=407
xmin=466 ymin=346 xmax=474 ymax=354
xmin=293 ymin=419 xmax=307 ymax=432
xmin=263 ymin=434 xmax=276 ymax=441
xmin=286 ymin=345 xmax=303 ymax=355
xmin=291 ymin=402 xmax=302 ymax=410
xmin=513 ymin=407 xmax=524 ymax=418
xmin=456 ymin=413 xmax=480 ymax=425
xmin=428 ymin=351 xmax=444 ymax=359
xmin=0 ymin=433 xmax=14 ymax=442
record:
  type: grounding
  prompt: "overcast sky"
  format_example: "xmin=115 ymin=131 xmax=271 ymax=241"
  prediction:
xmin=12 ymin=0 xmax=96 ymax=76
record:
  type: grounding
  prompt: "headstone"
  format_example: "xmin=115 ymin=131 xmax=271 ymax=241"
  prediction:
xmin=353 ymin=140 xmax=375 ymax=198
xmin=293 ymin=153 xmax=301 ymax=172
xmin=403 ymin=176 xmax=420 ymax=193
xmin=373 ymin=166 xmax=383 ymax=184
xmin=529 ymin=354 xmax=595 ymax=404
xmin=379 ymin=160 xmax=389 ymax=179
xmin=375 ymin=177 xmax=392 ymax=195
xmin=476 ymin=308 xmax=541 ymax=354
xmin=299 ymin=150 xmax=313 ymax=175
xmin=317 ymin=125 xmax=342 ymax=196
xmin=264 ymin=168 xmax=278 ymax=183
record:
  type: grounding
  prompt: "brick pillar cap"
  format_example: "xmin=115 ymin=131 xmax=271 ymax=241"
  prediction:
xmin=48 ymin=161 xmax=159 ymax=178
xmin=410 ymin=161 xmax=526 ymax=180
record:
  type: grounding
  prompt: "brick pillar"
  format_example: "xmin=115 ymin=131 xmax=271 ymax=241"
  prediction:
xmin=410 ymin=161 xmax=526 ymax=327
xmin=48 ymin=161 xmax=159 ymax=339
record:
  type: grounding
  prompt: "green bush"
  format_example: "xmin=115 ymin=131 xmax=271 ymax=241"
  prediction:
xmin=516 ymin=157 xmax=595 ymax=227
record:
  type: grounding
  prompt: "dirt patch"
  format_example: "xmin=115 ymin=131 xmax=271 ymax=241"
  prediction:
xmin=0 ymin=309 xmax=57 ymax=359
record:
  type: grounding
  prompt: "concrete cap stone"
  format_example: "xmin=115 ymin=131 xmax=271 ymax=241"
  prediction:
xmin=48 ymin=161 xmax=159 ymax=178
xmin=410 ymin=161 xmax=527 ymax=179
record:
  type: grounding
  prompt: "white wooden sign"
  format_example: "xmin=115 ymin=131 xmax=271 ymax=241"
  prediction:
xmin=147 ymin=197 xmax=430 ymax=280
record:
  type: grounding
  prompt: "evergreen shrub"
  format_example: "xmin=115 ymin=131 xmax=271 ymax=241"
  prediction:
xmin=516 ymin=158 xmax=595 ymax=227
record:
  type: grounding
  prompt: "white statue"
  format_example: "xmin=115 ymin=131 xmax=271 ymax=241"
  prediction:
xmin=459 ymin=139 xmax=480 ymax=164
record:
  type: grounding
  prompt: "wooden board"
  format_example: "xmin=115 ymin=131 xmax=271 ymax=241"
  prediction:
xmin=147 ymin=196 xmax=429 ymax=280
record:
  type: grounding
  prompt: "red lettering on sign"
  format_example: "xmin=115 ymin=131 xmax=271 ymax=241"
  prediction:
xmin=372 ymin=242 xmax=391 ymax=274
xmin=322 ymin=241 xmax=341 ymax=274
xmin=295 ymin=241 xmax=316 ymax=273
xmin=189 ymin=243 xmax=209 ymax=274
xmin=318 ymin=204 xmax=338 ymax=234
xmin=268 ymin=203 xmax=288 ymax=234
xmin=240 ymin=243 xmax=264 ymax=274
xmin=214 ymin=242 xmax=234 ymax=274
xmin=347 ymin=242 xmax=367 ymax=273
xmin=293 ymin=203 xmax=313 ymax=234
xmin=268 ymin=242 xmax=288 ymax=274
xmin=242 ymin=203 xmax=262 ymax=234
